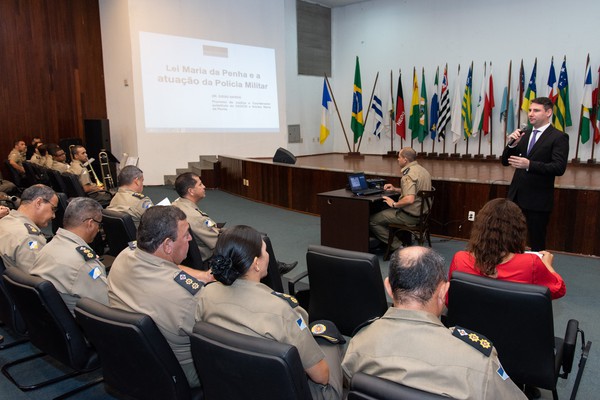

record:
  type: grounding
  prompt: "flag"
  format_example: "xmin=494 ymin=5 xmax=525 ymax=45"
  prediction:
xmin=416 ymin=67 xmax=428 ymax=143
xmin=580 ymin=58 xmax=593 ymax=144
xmin=518 ymin=60 xmax=527 ymax=125
xmin=395 ymin=73 xmax=406 ymax=139
xmin=472 ymin=62 xmax=487 ymax=135
xmin=430 ymin=67 xmax=440 ymax=140
xmin=450 ymin=66 xmax=463 ymax=143
xmin=409 ymin=68 xmax=420 ymax=134
xmin=547 ymin=58 xmax=558 ymax=104
xmin=483 ymin=62 xmax=495 ymax=134
xmin=437 ymin=64 xmax=450 ymax=140
xmin=388 ymin=73 xmax=394 ymax=131
xmin=522 ymin=59 xmax=537 ymax=115
xmin=554 ymin=57 xmax=572 ymax=131
xmin=319 ymin=79 xmax=332 ymax=144
xmin=592 ymin=68 xmax=600 ymax=144
xmin=501 ymin=64 xmax=517 ymax=135
xmin=371 ymin=84 xmax=384 ymax=139
xmin=461 ymin=63 xmax=473 ymax=139
xmin=351 ymin=57 xmax=364 ymax=143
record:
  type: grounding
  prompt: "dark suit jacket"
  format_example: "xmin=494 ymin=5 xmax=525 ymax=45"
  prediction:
xmin=501 ymin=125 xmax=569 ymax=212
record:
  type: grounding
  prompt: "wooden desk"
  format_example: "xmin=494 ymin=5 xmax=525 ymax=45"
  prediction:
xmin=318 ymin=189 xmax=392 ymax=252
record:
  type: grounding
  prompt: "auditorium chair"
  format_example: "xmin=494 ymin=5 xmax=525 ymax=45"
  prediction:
xmin=75 ymin=298 xmax=203 ymax=400
xmin=4 ymin=160 xmax=24 ymax=189
xmin=22 ymin=161 xmax=40 ymax=186
xmin=46 ymin=168 xmax=69 ymax=194
xmin=446 ymin=271 xmax=591 ymax=400
xmin=181 ymin=228 xmax=206 ymax=271
xmin=51 ymin=192 xmax=69 ymax=235
xmin=2 ymin=267 xmax=102 ymax=397
xmin=384 ymin=187 xmax=435 ymax=261
xmin=191 ymin=321 xmax=311 ymax=400
xmin=0 ymin=257 xmax=28 ymax=349
xmin=288 ymin=245 xmax=388 ymax=337
xmin=260 ymin=234 xmax=284 ymax=293
xmin=348 ymin=372 xmax=447 ymax=400
xmin=101 ymin=209 xmax=137 ymax=257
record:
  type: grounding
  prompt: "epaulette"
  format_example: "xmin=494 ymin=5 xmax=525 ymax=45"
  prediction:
xmin=131 ymin=192 xmax=145 ymax=199
xmin=310 ymin=320 xmax=346 ymax=344
xmin=271 ymin=291 xmax=299 ymax=308
xmin=402 ymin=167 xmax=410 ymax=176
xmin=452 ymin=326 xmax=493 ymax=357
xmin=127 ymin=240 xmax=137 ymax=250
xmin=76 ymin=245 xmax=98 ymax=261
xmin=24 ymin=223 xmax=43 ymax=235
xmin=351 ymin=316 xmax=380 ymax=336
xmin=174 ymin=272 xmax=204 ymax=295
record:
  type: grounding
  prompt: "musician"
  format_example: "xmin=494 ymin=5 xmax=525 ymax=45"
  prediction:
xmin=70 ymin=145 xmax=111 ymax=206
xmin=48 ymin=146 xmax=70 ymax=173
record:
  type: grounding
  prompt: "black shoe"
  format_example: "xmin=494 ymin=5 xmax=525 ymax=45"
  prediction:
xmin=278 ymin=261 xmax=298 ymax=275
xmin=524 ymin=385 xmax=541 ymax=399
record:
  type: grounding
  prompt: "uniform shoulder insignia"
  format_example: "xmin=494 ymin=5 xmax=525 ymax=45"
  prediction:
xmin=352 ymin=316 xmax=380 ymax=336
xmin=402 ymin=167 xmax=410 ymax=175
xmin=76 ymin=245 xmax=98 ymax=261
xmin=131 ymin=192 xmax=145 ymax=199
xmin=24 ymin=223 xmax=43 ymax=235
xmin=271 ymin=291 xmax=299 ymax=308
xmin=452 ymin=325 xmax=493 ymax=357
xmin=174 ymin=272 xmax=204 ymax=295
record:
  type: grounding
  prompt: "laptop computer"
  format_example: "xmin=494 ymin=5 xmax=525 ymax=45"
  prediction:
xmin=348 ymin=172 xmax=383 ymax=196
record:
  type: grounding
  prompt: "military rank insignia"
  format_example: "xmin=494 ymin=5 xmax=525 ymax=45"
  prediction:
xmin=271 ymin=291 xmax=299 ymax=308
xmin=402 ymin=167 xmax=410 ymax=176
xmin=76 ymin=246 xmax=98 ymax=261
xmin=174 ymin=272 xmax=203 ymax=295
xmin=452 ymin=326 xmax=493 ymax=357
xmin=24 ymin=223 xmax=42 ymax=235
xmin=131 ymin=192 xmax=145 ymax=199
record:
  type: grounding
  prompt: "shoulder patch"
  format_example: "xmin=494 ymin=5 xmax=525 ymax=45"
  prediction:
xmin=131 ymin=192 xmax=145 ymax=199
xmin=402 ymin=167 xmax=410 ymax=175
xmin=24 ymin=223 xmax=43 ymax=235
xmin=452 ymin=326 xmax=493 ymax=357
xmin=141 ymin=199 xmax=153 ymax=209
xmin=174 ymin=272 xmax=204 ymax=295
xmin=271 ymin=291 xmax=299 ymax=308
xmin=76 ymin=245 xmax=98 ymax=261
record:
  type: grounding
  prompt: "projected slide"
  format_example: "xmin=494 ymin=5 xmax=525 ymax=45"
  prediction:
xmin=139 ymin=32 xmax=279 ymax=132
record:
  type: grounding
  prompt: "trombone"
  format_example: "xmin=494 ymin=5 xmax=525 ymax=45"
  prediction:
xmin=99 ymin=150 xmax=115 ymax=190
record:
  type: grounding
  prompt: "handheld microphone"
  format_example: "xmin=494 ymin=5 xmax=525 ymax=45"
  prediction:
xmin=507 ymin=123 xmax=530 ymax=146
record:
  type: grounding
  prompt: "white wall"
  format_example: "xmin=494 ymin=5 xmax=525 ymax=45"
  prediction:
xmin=100 ymin=0 xmax=600 ymax=183
xmin=100 ymin=0 xmax=287 ymax=184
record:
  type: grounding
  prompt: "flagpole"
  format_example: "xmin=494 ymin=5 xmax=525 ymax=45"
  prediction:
xmin=572 ymin=54 xmax=589 ymax=164
xmin=430 ymin=66 xmax=439 ymax=157
xmin=384 ymin=69 xmax=398 ymax=158
xmin=451 ymin=64 xmax=461 ymax=158
xmin=487 ymin=61 xmax=496 ymax=160
xmin=503 ymin=60 xmax=512 ymax=146
xmin=588 ymin=65 xmax=600 ymax=164
xmin=400 ymin=69 xmax=404 ymax=150
xmin=462 ymin=62 xmax=474 ymax=159
xmin=357 ymin=71 xmax=379 ymax=153
xmin=324 ymin=75 xmax=352 ymax=152
xmin=475 ymin=62 xmax=485 ymax=159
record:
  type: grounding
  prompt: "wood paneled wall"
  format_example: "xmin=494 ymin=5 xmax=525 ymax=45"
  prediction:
xmin=218 ymin=156 xmax=600 ymax=256
xmin=0 ymin=0 xmax=106 ymax=178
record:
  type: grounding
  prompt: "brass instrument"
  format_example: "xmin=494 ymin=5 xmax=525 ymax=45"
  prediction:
xmin=85 ymin=157 xmax=104 ymax=187
xmin=99 ymin=150 xmax=115 ymax=190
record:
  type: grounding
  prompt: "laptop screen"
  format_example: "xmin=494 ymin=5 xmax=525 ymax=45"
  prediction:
xmin=348 ymin=173 xmax=368 ymax=191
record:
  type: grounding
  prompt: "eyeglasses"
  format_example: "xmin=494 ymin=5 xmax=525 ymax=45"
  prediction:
xmin=85 ymin=218 xmax=103 ymax=227
xmin=42 ymin=199 xmax=58 ymax=212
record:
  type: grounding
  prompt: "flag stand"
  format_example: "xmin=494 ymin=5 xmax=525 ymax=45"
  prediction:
xmin=450 ymin=143 xmax=461 ymax=158
xmin=474 ymin=134 xmax=484 ymax=158
xmin=438 ymin=136 xmax=448 ymax=158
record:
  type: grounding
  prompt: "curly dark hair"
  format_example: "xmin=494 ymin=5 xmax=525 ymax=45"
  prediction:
xmin=466 ymin=198 xmax=527 ymax=276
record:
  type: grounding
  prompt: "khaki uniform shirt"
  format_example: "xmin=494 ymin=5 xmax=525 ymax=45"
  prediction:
xmin=196 ymin=279 xmax=324 ymax=370
xmin=342 ymin=308 xmax=526 ymax=400
xmin=69 ymin=160 xmax=93 ymax=186
xmin=398 ymin=161 xmax=432 ymax=216
xmin=0 ymin=210 xmax=46 ymax=272
xmin=107 ymin=247 xmax=204 ymax=387
xmin=8 ymin=149 xmax=25 ymax=167
xmin=30 ymin=153 xmax=53 ymax=168
xmin=107 ymin=188 xmax=153 ymax=228
xmin=172 ymin=197 xmax=219 ymax=261
xmin=50 ymin=160 xmax=70 ymax=173
xmin=30 ymin=228 xmax=108 ymax=314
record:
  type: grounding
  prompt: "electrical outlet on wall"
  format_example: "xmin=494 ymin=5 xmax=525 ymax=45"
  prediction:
xmin=468 ymin=211 xmax=475 ymax=221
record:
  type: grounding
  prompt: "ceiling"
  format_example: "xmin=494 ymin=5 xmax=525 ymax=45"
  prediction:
xmin=307 ymin=0 xmax=368 ymax=8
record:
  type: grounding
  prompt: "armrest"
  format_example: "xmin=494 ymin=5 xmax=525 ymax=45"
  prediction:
xmin=287 ymin=270 xmax=308 ymax=296
xmin=561 ymin=319 xmax=579 ymax=375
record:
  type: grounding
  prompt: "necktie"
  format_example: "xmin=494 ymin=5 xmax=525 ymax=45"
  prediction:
xmin=527 ymin=130 xmax=540 ymax=155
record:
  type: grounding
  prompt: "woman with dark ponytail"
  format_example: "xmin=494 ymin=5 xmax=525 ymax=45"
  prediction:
xmin=196 ymin=225 xmax=342 ymax=400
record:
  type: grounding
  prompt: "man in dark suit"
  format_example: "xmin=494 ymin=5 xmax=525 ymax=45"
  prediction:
xmin=501 ymin=97 xmax=569 ymax=251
